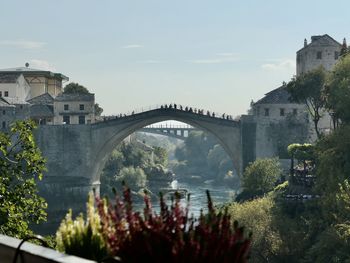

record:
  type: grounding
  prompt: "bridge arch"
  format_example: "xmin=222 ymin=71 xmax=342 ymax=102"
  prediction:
xmin=91 ymin=108 xmax=242 ymax=184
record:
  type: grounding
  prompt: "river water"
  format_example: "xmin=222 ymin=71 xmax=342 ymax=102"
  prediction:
xmin=134 ymin=179 xmax=237 ymax=218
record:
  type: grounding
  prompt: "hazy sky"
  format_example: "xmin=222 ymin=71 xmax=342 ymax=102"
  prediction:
xmin=0 ymin=0 xmax=348 ymax=116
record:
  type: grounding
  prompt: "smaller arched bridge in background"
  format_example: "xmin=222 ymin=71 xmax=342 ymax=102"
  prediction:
xmin=140 ymin=124 xmax=198 ymax=140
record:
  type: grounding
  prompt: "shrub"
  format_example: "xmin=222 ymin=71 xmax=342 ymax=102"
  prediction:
xmin=56 ymin=194 xmax=107 ymax=261
xmin=57 ymin=187 xmax=251 ymax=263
xmin=238 ymin=158 xmax=281 ymax=201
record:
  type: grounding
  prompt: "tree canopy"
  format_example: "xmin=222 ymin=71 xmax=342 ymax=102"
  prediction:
xmin=286 ymin=66 xmax=327 ymax=138
xmin=63 ymin=83 xmax=103 ymax=116
xmin=63 ymin=82 xmax=90 ymax=94
xmin=324 ymin=54 xmax=350 ymax=124
xmin=239 ymin=158 xmax=281 ymax=200
xmin=0 ymin=120 xmax=47 ymax=238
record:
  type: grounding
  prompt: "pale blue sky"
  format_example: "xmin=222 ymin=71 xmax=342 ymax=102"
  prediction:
xmin=0 ymin=0 xmax=348 ymax=116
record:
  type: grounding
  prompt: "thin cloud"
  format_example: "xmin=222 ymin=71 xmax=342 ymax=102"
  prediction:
xmin=189 ymin=53 xmax=239 ymax=64
xmin=29 ymin=59 xmax=56 ymax=71
xmin=122 ymin=44 xmax=143 ymax=49
xmin=261 ymin=59 xmax=295 ymax=71
xmin=0 ymin=40 xmax=46 ymax=49
xmin=137 ymin=60 xmax=162 ymax=64
xmin=216 ymin=52 xmax=237 ymax=57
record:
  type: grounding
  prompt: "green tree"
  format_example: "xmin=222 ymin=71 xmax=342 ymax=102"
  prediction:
xmin=94 ymin=103 xmax=103 ymax=116
xmin=0 ymin=120 xmax=47 ymax=238
xmin=240 ymin=158 xmax=281 ymax=200
xmin=207 ymin=144 xmax=233 ymax=179
xmin=224 ymin=196 xmax=282 ymax=263
xmin=286 ymin=67 xmax=327 ymax=138
xmin=324 ymin=53 xmax=350 ymax=125
xmin=314 ymin=125 xmax=350 ymax=221
xmin=63 ymin=83 xmax=104 ymax=116
xmin=153 ymin=146 xmax=168 ymax=166
xmin=339 ymin=38 xmax=348 ymax=57
xmin=63 ymin=82 xmax=89 ymax=94
xmin=116 ymin=167 xmax=147 ymax=189
xmin=174 ymin=130 xmax=230 ymax=179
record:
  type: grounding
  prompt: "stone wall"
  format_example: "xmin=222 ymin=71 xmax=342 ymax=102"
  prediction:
xmin=297 ymin=36 xmax=341 ymax=76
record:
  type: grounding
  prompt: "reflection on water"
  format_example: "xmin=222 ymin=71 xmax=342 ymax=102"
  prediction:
xmin=134 ymin=179 xmax=237 ymax=218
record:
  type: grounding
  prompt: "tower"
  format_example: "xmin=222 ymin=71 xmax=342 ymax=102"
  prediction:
xmin=296 ymin=34 xmax=342 ymax=76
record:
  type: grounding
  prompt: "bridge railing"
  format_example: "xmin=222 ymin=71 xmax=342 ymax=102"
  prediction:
xmin=143 ymin=124 xmax=195 ymax=129
xmin=97 ymin=103 xmax=238 ymax=123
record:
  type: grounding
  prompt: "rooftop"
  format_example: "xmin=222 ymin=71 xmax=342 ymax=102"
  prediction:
xmin=27 ymin=93 xmax=54 ymax=105
xmin=0 ymin=74 xmax=19 ymax=83
xmin=55 ymin=93 xmax=95 ymax=102
xmin=297 ymin=34 xmax=342 ymax=53
xmin=254 ymin=85 xmax=294 ymax=105
xmin=30 ymin=104 xmax=54 ymax=117
xmin=0 ymin=97 xmax=15 ymax=108
xmin=0 ymin=67 xmax=69 ymax=81
xmin=2 ymin=97 xmax=29 ymax=105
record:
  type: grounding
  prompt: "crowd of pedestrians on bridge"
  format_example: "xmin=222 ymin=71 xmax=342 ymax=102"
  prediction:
xmin=158 ymin=103 xmax=234 ymax=120
xmin=100 ymin=104 xmax=234 ymax=122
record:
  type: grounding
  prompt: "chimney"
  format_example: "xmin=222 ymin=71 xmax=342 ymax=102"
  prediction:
xmin=304 ymin=38 xmax=307 ymax=47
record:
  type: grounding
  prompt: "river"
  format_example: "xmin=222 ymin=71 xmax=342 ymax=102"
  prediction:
xmin=134 ymin=179 xmax=238 ymax=218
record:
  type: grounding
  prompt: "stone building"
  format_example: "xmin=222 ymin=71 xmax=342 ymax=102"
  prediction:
xmin=27 ymin=93 xmax=55 ymax=125
xmin=296 ymin=34 xmax=342 ymax=76
xmin=0 ymin=65 xmax=96 ymax=126
xmin=53 ymin=93 xmax=95 ymax=124
xmin=249 ymin=34 xmax=344 ymax=165
xmin=249 ymin=86 xmax=310 ymax=165
xmin=0 ymin=65 xmax=69 ymax=100
xmin=0 ymin=98 xmax=15 ymax=130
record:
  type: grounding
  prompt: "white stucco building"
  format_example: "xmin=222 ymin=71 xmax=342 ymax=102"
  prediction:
xmin=0 ymin=65 xmax=96 ymax=126
xmin=0 ymin=66 xmax=69 ymax=101
xmin=54 ymin=93 xmax=96 ymax=124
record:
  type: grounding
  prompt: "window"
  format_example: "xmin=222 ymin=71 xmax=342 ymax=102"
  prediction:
xmin=0 ymin=91 xmax=2 ymax=97
xmin=317 ymin=51 xmax=322 ymax=59
xmin=79 ymin=104 xmax=84 ymax=110
xmin=63 ymin=115 xmax=70 ymax=124
xmin=2 ymin=110 xmax=5 ymax=115
xmin=335 ymin=51 xmax=339 ymax=60
xmin=4 ymin=91 xmax=8 ymax=97
xmin=280 ymin=108 xmax=285 ymax=116
xmin=79 ymin=115 xmax=85 ymax=124
xmin=64 ymin=104 xmax=69 ymax=110
xmin=2 ymin=121 xmax=6 ymax=129
xmin=293 ymin=109 xmax=298 ymax=115
xmin=264 ymin=108 xmax=269 ymax=116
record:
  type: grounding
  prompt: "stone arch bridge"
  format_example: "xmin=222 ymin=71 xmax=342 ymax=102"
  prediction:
xmin=34 ymin=107 xmax=256 ymax=232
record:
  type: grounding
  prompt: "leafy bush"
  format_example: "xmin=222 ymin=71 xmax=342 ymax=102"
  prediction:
xmin=223 ymin=196 xmax=282 ymax=262
xmin=287 ymin=143 xmax=314 ymax=162
xmin=56 ymin=193 xmax=107 ymax=261
xmin=0 ymin=120 xmax=47 ymax=238
xmin=115 ymin=167 xmax=147 ymax=189
xmin=238 ymin=158 xmax=281 ymax=201
xmin=57 ymin=188 xmax=251 ymax=262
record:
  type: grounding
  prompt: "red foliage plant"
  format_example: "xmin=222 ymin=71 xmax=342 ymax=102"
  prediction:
xmin=95 ymin=186 xmax=251 ymax=263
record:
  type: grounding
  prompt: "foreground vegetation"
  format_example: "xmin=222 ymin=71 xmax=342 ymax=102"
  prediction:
xmin=56 ymin=188 xmax=251 ymax=262
xmin=223 ymin=53 xmax=350 ymax=262
xmin=0 ymin=121 xmax=47 ymax=239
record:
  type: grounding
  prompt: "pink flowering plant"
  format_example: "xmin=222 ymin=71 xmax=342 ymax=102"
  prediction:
xmin=57 ymin=186 xmax=251 ymax=263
